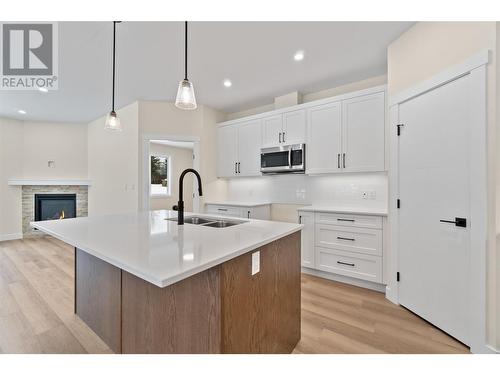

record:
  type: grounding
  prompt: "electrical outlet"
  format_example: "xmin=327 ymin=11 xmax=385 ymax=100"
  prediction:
xmin=251 ymin=251 xmax=260 ymax=275
xmin=362 ymin=191 xmax=368 ymax=199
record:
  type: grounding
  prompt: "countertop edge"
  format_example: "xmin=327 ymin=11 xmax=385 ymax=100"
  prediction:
xmin=31 ymin=221 xmax=303 ymax=288
xmin=204 ymin=201 xmax=272 ymax=207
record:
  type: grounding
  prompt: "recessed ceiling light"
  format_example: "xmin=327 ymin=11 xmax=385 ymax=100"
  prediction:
xmin=38 ymin=87 xmax=48 ymax=93
xmin=294 ymin=50 xmax=305 ymax=61
xmin=223 ymin=79 xmax=232 ymax=88
xmin=18 ymin=109 xmax=27 ymax=114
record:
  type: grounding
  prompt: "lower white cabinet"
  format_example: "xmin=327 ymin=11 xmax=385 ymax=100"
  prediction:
xmin=298 ymin=209 xmax=385 ymax=287
xmin=205 ymin=203 xmax=271 ymax=220
xmin=299 ymin=211 xmax=315 ymax=268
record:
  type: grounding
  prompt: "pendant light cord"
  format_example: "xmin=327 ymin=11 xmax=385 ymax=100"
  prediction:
xmin=184 ymin=21 xmax=188 ymax=81
xmin=112 ymin=21 xmax=117 ymax=112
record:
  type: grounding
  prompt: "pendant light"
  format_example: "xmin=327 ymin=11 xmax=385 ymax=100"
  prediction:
xmin=105 ymin=21 xmax=122 ymax=130
xmin=175 ymin=21 xmax=197 ymax=110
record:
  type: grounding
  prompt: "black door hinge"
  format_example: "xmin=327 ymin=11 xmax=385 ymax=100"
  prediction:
xmin=397 ymin=272 xmax=400 ymax=282
xmin=397 ymin=123 xmax=404 ymax=136
xmin=397 ymin=199 xmax=400 ymax=209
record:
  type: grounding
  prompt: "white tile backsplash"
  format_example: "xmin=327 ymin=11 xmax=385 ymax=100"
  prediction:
xmin=226 ymin=172 xmax=388 ymax=209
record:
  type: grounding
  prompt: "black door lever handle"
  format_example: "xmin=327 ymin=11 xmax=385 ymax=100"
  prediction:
xmin=440 ymin=217 xmax=467 ymax=227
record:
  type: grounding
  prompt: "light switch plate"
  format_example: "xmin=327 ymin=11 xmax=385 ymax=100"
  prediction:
xmin=251 ymin=251 xmax=260 ymax=275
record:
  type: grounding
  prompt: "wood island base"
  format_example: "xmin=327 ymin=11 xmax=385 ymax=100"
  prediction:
xmin=74 ymin=231 xmax=301 ymax=354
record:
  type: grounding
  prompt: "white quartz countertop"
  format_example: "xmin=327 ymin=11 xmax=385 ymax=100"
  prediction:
xmin=31 ymin=210 xmax=302 ymax=288
xmin=297 ymin=205 xmax=388 ymax=216
xmin=204 ymin=201 xmax=272 ymax=207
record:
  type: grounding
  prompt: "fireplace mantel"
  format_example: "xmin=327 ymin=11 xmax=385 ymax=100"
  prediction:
xmin=8 ymin=179 xmax=92 ymax=186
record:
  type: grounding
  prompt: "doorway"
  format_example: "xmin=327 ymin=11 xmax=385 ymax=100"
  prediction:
xmin=142 ymin=135 xmax=200 ymax=213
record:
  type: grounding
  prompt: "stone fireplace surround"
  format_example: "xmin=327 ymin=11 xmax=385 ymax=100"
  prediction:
xmin=22 ymin=185 xmax=88 ymax=237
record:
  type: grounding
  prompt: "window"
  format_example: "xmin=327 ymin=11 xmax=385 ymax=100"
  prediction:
xmin=150 ymin=155 xmax=170 ymax=196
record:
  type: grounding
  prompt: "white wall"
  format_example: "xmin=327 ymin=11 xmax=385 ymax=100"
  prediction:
xmin=87 ymin=102 xmax=139 ymax=216
xmin=138 ymin=102 xmax=228 ymax=211
xmin=0 ymin=118 xmax=23 ymax=240
xmin=387 ymin=21 xmax=498 ymax=350
xmin=149 ymin=143 xmax=193 ymax=212
xmin=0 ymin=118 xmax=88 ymax=240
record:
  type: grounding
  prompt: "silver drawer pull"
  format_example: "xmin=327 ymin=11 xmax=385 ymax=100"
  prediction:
xmin=217 ymin=208 xmax=228 ymax=211
xmin=337 ymin=218 xmax=355 ymax=222
xmin=337 ymin=236 xmax=355 ymax=241
xmin=337 ymin=261 xmax=355 ymax=267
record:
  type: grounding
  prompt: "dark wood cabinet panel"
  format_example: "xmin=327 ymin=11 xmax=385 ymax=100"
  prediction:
xmin=121 ymin=267 xmax=221 ymax=354
xmin=75 ymin=249 xmax=121 ymax=353
xmin=220 ymin=231 xmax=301 ymax=353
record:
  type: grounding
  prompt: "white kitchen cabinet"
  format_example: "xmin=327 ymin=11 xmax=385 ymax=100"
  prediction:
xmin=342 ymin=92 xmax=385 ymax=172
xmin=261 ymin=110 xmax=306 ymax=147
xmin=216 ymin=125 xmax=238 ymax=177
xmin=216 ymin=119 xmax=262 ymax=178
xmin=262 ymin=115 xmax=283 ymax=147
xmin=237 ymin=120 xmax=262 ymax=176
xmin=306 ymin=101 xmax=342 ymax=174
xmin=282 ymin=109 xmax=306 ymax=145
xmin=298 ymin=211 xmax=315 ymax=268
xmin=205 ymin=203 xmax=271 ymax=220
xmin=298 ymin=208 xmax=385 ymax=289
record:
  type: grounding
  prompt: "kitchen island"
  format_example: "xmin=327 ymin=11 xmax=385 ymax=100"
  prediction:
xmin=32 ymin=210 xmax=302 ymax=354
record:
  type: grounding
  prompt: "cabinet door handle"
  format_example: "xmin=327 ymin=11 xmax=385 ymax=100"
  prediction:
xmin=337 ymin=236 xmax=355 ymax=241
xmin=234 ymin=162 xmax=237 ymax=174
xmin=217 ymin=208 xmax=228 ymax=211
xmin=343 ymin=153 xmax=346 ymax=168
xmin=299 ymin=215 xmax=302 ymax=224
xmin=247 ymin=211 xmax=250 ymax=218
xmin=279 ymin=132 xmax=282 ymax=143
xmin=237 ymin=162 xmax=241 ymax=174
xmin=283 ymin=132 xmax=286 ymax=143
xmin=337 ymin=218 xmax=355 ymax=222
xmin=337 ymin=261 xmax=355 ymax=267
xmin=337 ymin=154 xmax=340 ymax=169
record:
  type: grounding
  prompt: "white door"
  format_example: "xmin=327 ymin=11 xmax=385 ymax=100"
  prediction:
xmin=342 ymin=92 xmax=385 ymax=172
xmin=262 ymin=115 xmax=283 ymax=147
xmin=299 ymin=211 xmax=315 ymax=268
xmin=398 ymin=74 xmax=471 ymax=345
xmin=306 ymin=101 xmax=342 ymax=174
xmin=283 ymin=109 xmax=306 ymax=145
xmin=237 ymin=119 xmax=262 ymax=176
xmin=216 ymin=125 xmax=238 ymax=177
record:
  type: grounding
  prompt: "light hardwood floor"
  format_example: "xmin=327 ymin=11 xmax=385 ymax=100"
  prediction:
xmin=0 ymin=237 xmax=469 ymax=354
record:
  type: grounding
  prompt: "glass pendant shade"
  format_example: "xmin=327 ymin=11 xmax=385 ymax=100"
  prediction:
xmin=104 ymin=110 xmax=122 ymax=131
xmin=175 ymin=79 xmax=197 ymax=110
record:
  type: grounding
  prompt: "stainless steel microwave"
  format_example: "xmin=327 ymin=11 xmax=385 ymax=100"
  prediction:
xmin=260 ymin=144 xmax=305 ymax=174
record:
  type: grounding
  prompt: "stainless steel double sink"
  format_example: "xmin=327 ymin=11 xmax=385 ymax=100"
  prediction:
xmin=167 ymin=216 xmax=248 ymax=228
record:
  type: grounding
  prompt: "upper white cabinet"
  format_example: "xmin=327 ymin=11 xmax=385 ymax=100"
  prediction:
xmin=216 ymin=119 xmax=262 ymax=178
xmin=306 ymin=91 xmax=385 ymax=174
xmin=217 ymin=125 xmax=238 ymax=177
xmin=306 ymin=101 xmax=342 ymax=174
xmin=262 ymin=115 xmax=283 ymax=147
xmin=216 ymin=86 xmax=386 ymax=177
xmin=261 ymin=110 xmax=306 ymax=147
xmin=342 ymin=92 xmax=385 ymax=172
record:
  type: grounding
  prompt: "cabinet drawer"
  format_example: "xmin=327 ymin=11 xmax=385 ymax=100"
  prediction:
xmin=315 ymin=212 xmax=382 ymax=229
xmin=316 ymin=247 xmax=382 ymax=283
xmin=205 ymin=205 xmax=243 ymax=218
xmin=315 ymin=224 xmax=382 ymax=256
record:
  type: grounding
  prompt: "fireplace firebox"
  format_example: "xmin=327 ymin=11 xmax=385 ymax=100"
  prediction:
xmin=34 ymin=194 xmax=77 ymax=222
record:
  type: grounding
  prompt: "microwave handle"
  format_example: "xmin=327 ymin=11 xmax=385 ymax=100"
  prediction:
xmin=288 ymin=148 xmax=292 ymax=168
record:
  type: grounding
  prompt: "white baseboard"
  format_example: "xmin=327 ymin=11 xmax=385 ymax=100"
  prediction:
xmin=302 ymin=267 xmax=386 ymax=293
xmin=0 ymin=233 xmax=23 ymax=242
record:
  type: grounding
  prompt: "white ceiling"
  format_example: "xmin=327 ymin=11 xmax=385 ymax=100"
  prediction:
xmin=0 ymin=21 xmax=413 ymax=123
